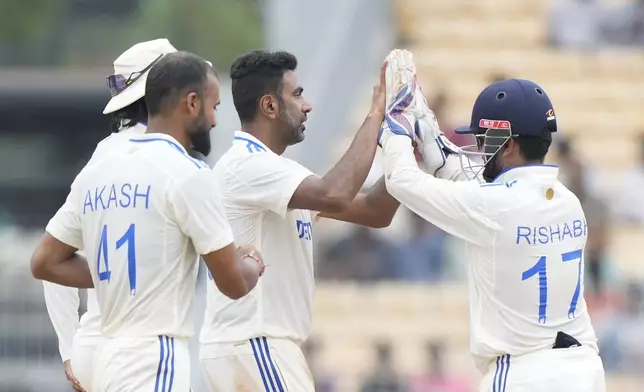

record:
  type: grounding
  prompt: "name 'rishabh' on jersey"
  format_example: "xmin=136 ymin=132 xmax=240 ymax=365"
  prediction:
xmin=45 ymin=133 xmax=234 ymax=339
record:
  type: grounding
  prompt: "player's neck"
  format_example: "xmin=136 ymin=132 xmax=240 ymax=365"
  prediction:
xmin=516 ymin=159 xmax=545 ymax=168
xmin=240 ymin=122 xmax=287 ymax=155
xmin=146 ymin=116 xmax=191 ymax=151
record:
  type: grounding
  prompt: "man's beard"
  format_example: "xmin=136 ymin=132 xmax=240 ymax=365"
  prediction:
xmin=279 ymin=108 xmax=304 ymax=146
xmin=482 ymin=152 xmax=503 ymax=183
xmin=187 ymin=110 xmax=212 ymax=156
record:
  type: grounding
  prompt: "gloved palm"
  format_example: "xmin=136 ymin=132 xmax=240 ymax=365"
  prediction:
xmin=378 ymin=49 xmax=461 ymax=176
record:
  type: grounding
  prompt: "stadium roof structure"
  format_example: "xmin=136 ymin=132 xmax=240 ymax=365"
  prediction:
xmin=0 ymin=68 xmax=110 ymax=109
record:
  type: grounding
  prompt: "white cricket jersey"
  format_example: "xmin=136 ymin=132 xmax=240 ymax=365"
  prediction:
xmin=200 ymin=131 xmax=315 ymax=345
xmin=46 ymin=132 xmax=234 ymax=339
xmin=43 ymin=125 xmax=146 ymax=360
xmin=383 ymin=136 xmax=598 ymax=371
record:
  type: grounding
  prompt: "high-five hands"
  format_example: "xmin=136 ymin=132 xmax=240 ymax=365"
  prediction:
xmin=378 ymin=49 xmax=418 ymax=145
xmin=377 ymin=49 xmax=461 ymax=176
xmin=369 ymin=60 xmax=388 ymax=117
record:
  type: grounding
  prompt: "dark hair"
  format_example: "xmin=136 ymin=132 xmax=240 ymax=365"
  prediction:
xmin=230 ymin=50 xmax=298 ymax=122
xmin=145 ymin=51 xmax=216 ymax=116
xmin=109 ymin=98 xmax=148 ymax=132
xmin=514 ymin=131 xmax=552 ymax=162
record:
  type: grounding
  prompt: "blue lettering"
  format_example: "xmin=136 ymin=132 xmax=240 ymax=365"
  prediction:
xmin=562 ymin=223 xmax=572 ymax=241
xmin=106 ymin=184 xmax=118 ymax=209
xmin=532 ymin=226 xmax=537 ymax=244
xmin=516 ymin=219 xmax=587 ymax=246
xmin=133 ymin=184 xmax=151 ymax=209
xmin=516 ymin=226 xmax=531 ymax=245
xmin=83 ymin=190 xmax=94 ymax=214
xmin=296 ymin=220 xmax=312 ymax=241
xmin=306 ymin=222 xmax=312 ymax=240
xmin=538 ymin=226 xmax=549 ymax=244
xmin=82 ymin=183 xmax=151 ymax=213
xmin=120 ymin=183 xmax=132 ymax=208
xmin=94 ymin=186 xmax=107 ymax=210
xmin=549 ymin=224 xmax=561 ymax=243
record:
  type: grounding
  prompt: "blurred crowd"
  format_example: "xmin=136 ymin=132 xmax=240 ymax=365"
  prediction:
xmin=302 ymin=337 xmax=474 ymax=392
xmin=549 ymin=0 xmax=644 ymax=50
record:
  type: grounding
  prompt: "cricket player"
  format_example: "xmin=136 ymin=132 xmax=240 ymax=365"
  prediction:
xmin=31 ymin=51 xmax=265 ymax=392
xmin=379 ymin=50 xmax=605 ymax=392
xmin=42 ymin=38 xmax=178 ymax=392
xmin=199 ymin=50 xmax=400 ymax=391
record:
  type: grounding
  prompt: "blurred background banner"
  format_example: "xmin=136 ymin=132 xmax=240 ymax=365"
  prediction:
xmin=1 ymin=0 xmax=644 ymax=391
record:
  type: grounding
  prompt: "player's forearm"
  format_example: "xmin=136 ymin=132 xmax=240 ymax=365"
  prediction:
xmin=317 ymin=177 xmax=399 ymax=228
xmin=321 ymin=112 xmax=383 ymax=206
xmin=359 ymin=177 xmax=400 ymax=227
xmin=206 ymin=244 xmax=262 ymax=300
xmin=212 ymin=265 xmax=256 ymax=300
xmin=32 ymin=253 xmax=94 ymax=289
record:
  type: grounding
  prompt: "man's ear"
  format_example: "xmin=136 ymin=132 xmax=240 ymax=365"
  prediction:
xmin=502 ymin=137 xmax=516 ymax=157
xmin=259 ymin=94 xmax=278 ymax=120
xmin=185 ymin=92 xmax=200 ymax=116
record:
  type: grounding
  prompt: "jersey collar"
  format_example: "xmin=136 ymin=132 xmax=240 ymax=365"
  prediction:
xmin=233 ymin=130 xmax=270 ymax=153
xmin=129 ymin=132 xmax=189 ymax=154
xmin=119 ymin=122 xmax=147 ymax=136
xmin=492 ymin=164 xmax=559 ymax=184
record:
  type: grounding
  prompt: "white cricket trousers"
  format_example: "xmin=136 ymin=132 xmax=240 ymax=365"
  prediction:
xmin=70 ymin=337 xmax=103 ymax=392
xmin=479 ymin=346 xmax=605 ymax=392
xmin=92 ymin=335 xmax=190 ymax=392
xmin=199 ymin=336 xmax=314 ymax=392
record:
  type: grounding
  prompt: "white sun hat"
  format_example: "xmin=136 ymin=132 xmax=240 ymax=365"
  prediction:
xmin=103 ymin=38 xmax=178 ymax=114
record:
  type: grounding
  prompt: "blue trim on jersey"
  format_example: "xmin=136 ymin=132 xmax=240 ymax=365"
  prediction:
xmin=256 ymin=337 xmax=278 ymax=391
xmin=492 ymin=164 xmax=558 ymax=183
xmin=168 ymin=337 xmax=176 ymax=392
xmin=154 ymin=336 xmax=175 ymax=392
xmin=250 ymin=338 xmax=271 ymax=391
xmin=498 ymin=355 xmax=504 ymax=392
xmin=262 ymin=337 xmax=285 ymax=392
xmin=492 ymin=356 xmax=499 ymax=392
xmin=480 ymin=183 xmax=505 ymax=188
xmin=502 ymin=355 xmax=510 ymax=392
xmin=493 ymin=354 xmax=510 ymax=392
xmin=129 ymin=137 xmax=207 ymax=169
xmin=161 ymin=336 xmax=172 ymax=392
xmin=154 ymin=336 xmax=165 ymax=392
xmin=235 ymin=136 xmax=267 ymax=153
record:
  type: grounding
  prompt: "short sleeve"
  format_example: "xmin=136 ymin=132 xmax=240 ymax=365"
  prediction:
xmin=170 ymin=169 xmax=235 ymax=255
xmin=46 ymin=183 xmax=84 ymax=250
xmin=231 ymin=153 xmax=315 ymax=217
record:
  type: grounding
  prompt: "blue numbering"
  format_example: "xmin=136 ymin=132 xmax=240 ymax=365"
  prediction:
xmin=97 ymin=223 xmax=138 ymax=295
